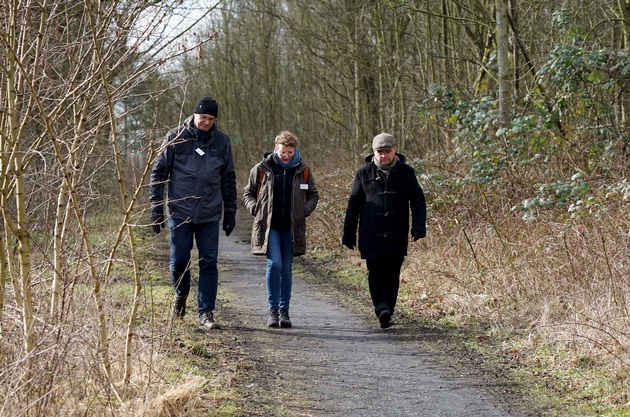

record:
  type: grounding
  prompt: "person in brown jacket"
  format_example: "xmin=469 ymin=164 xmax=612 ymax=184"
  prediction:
xmin=243 ymin=131 xmax=319 ymax=328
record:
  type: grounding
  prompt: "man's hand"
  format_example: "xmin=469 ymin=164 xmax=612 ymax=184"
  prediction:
xmin=223 ymin=212 xmax=236 ymax=236
xmin=150 ymin=208 xmax=165 ymax=234
xmin=342 ymin=235 xmax=356 ymax=250
xmin=411 ymin=229 xmax=425 ymax=241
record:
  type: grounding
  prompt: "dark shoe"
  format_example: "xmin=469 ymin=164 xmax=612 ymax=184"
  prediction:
xmin=267 ymin=309 xmax=280 ymax=328
xmin=172 ymin=295 xmax=187 ymax=319
xmin=378 ymin=309 xmax=392 ymax=329
xmin=279 ymin=311 xmax=292 ymax=328
xmin=199 ymin=312 xmax=220 ymax=330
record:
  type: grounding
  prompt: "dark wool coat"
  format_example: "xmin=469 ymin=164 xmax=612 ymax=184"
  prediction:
xmin=342 ymin=153 xmax=426 ymax=259
xmin=243 ymin=153 xmax=319 ymax=256
xmin=149 ymin=116 xmax=237 ymax=223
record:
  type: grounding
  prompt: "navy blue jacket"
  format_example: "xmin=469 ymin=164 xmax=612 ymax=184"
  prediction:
xmin=149 ymin=116 xmax=237 ymax=223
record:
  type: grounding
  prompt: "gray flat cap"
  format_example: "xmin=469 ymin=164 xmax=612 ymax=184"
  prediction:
xmin=372 ymin=133 xmax=396 ymax=150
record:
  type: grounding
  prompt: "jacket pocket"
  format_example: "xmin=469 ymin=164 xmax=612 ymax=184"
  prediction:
xmin=252 ymin=219 xmax=266 ymax=246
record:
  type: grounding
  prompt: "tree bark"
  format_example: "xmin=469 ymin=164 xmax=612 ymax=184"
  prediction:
xmin=496 ymin=0 xmax=512 ymax=127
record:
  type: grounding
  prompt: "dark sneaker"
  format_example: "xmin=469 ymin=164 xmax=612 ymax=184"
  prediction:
xmin=378 ymin=309 xmax=392 ymax=329
xmin=279 ymin=311 xmax=292 ymax=328
xmin=172 ymin=295 xmax=187 ymax=319
xmin=267 ymin=309 xmax=280 ymax=328
xmin=199 ymin=312 xmax=220 ymax=330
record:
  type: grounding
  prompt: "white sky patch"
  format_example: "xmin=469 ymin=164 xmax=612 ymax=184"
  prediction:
xmin=133 ymin=0 xmax=221 ymax=62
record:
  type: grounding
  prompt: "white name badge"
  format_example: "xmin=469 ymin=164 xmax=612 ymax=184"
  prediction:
xmin=195 ymin=148 xmax=205 ymax=156
xmin=300 ymin=184 xmax=308 ymax=190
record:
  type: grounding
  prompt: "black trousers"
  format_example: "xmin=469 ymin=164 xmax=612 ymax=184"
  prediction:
xmin=366 ymin=255 xmax=405 ymax=316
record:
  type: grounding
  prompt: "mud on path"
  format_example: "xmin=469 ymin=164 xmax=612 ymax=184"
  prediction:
xmin=212 ymin=226 xmax=534 ymax=417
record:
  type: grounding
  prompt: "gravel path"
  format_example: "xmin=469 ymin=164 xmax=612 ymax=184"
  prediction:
xmin=216 ymin=229 xmax=532 ymax=417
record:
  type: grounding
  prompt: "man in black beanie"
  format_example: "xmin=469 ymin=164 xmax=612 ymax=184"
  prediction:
xmin=149 ymin=96 xmax=237 ymax=330
xmin=194 ymin=96 xmax=218 ymax=117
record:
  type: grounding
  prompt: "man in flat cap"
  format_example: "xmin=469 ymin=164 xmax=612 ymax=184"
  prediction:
xmin=342 ymin=133 xmax=426 ymax=328
xmin=150 ymin=96 xmax=237 ymax=330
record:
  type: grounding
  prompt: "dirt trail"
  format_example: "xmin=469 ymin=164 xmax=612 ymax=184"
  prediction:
xmin=215 ymin=228 xmax=532 ymax=417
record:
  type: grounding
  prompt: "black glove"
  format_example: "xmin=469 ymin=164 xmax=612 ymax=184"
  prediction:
xmin=342 ymin=235 xmax=356 ymax=250
xmin=150 ymin=208 xmax=165 ymax=234
xmin=411 ymin=229 xmax=425 ymax=241
xmin=223 ymin=212 xmax=235 ymax=236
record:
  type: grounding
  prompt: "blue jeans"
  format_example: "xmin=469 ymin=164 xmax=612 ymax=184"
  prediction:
xmin=169 ymin=218 xmax=219 ymax=315
xmin=266 ymin=228 xmax=294 ymax=312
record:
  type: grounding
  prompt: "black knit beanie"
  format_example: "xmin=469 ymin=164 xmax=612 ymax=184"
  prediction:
xmin=193 ymin=96 xmax=219 ymax=117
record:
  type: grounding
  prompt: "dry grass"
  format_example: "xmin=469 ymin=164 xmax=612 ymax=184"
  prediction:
xmin=141 ymin=376 xmax=207 ymax=417
xmin=0 ymin=274 xmax=226 ymax=417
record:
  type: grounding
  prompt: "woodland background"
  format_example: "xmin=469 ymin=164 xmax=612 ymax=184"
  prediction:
xmin=1 ymin=0 xmax=628 ymax=416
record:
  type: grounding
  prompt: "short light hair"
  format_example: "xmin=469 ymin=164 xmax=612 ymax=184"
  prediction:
xmin=274 ymin=130 xmax=298 ymax=148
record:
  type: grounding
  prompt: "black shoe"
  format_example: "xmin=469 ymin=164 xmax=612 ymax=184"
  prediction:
xmin=267 ymin=309 xmax=280 ymax=327
xmin=279 ymin=311 xmax=292 ymax=328
xmin=378 ymin=309 xmax=392 ymax=329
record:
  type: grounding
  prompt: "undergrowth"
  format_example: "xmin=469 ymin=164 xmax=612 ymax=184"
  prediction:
xmin=305 ymin=159 xmax=629 ymax=416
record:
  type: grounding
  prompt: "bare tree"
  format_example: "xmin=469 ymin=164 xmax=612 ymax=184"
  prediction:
xmin=0 ymin=0 xmax=218 ymax=413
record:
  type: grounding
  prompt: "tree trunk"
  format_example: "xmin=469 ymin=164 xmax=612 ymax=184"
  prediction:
xmin=496 ymin=0 xmax=512 ymax=127
xmin=510 ymin=0 xmax=519 ymax=95
xmin=617 ymin=0 xmax=630 ymax=128
xmin=3 ymin=0 xmax=36 ymax=354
